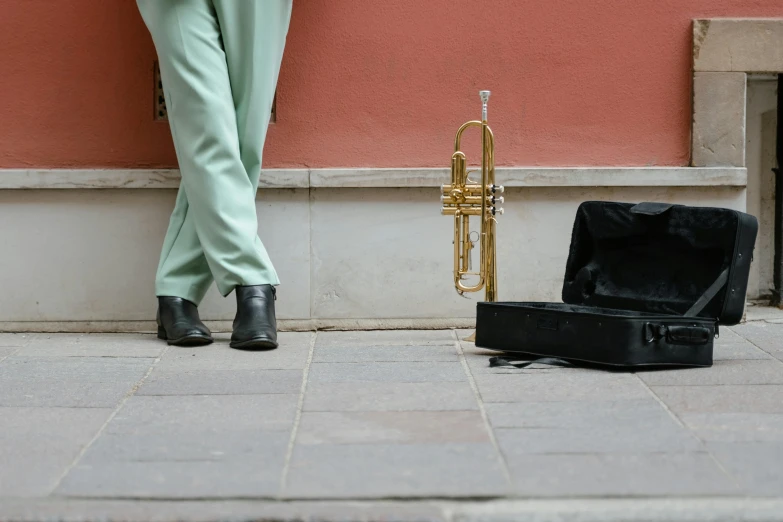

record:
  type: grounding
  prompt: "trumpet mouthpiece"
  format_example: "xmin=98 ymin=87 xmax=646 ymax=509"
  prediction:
xmin=479 ymin=91 xmax=490 ymax=121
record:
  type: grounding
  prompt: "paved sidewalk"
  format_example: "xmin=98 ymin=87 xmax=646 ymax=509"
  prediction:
xmin=1 ymin=319 xmax=782 ymax=521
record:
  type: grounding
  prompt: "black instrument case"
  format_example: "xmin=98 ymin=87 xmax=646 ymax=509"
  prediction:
xmin=475 ymin=201 xmax=758 ymax=368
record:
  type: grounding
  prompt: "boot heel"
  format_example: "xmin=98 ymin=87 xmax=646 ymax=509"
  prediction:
xmin=157 ymin=326 xmax=167 ymax=340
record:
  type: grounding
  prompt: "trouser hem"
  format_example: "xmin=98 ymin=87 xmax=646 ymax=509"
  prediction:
xmin=155 ymin=283 xmax=207 ymax=306
xmin=217 ymin=277 xmax=281 ymax=298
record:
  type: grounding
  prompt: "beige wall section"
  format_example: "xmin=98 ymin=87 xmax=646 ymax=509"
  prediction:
xmin=745 ymin=78 xmax=778 ymax=300
xmin=690 ymin=18 xmax=783 ymax=304
xmin=0 ymin=184 xmax=746 ymax=331
xmin=693 ymin=19 xmax=783 ymax=73
xmin=691 ymin=72 xmax=747 ymax=167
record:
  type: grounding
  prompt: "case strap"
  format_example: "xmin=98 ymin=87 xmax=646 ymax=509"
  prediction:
xmin=684 ymin=268 xmax=730 ymax=317
xmin=489 ymin=356 xmax=574 ymax=369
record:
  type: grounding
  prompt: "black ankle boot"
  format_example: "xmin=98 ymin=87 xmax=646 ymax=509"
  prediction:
xmin=156 ymin=296 xmax=213 ymax=346
xmin=230 ymin=285 xmax=278 ymax=350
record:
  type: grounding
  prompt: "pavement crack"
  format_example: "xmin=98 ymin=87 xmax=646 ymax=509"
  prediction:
xmin=635 ymin=374 xmax=742 ymax=491
xmin=452 ymin=330 xmax=514 ymax=490
xmin=279 ymin=330 xmax=317 ymax=497
xmin=49 ymin=343 xmax=171 ymax=494
xmin=734 ymin=326 xmax=783 ymax=369
xmin=0 ymin=346 xmax=23 ymax=364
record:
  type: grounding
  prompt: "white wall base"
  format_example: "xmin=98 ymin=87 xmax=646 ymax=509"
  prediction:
xmin=0 ymin=169 xmax=747 ymax=329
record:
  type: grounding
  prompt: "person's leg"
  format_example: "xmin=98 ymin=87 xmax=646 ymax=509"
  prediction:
xmin=136 ymin=0 xmax=281 ymax=304
xmin=214 ymin=0 xmax=293 ymax=350
xmin=213 ymin=0 xmax=293 ymax=193
xmin=154 ymin=191 xmax=213 ymax=305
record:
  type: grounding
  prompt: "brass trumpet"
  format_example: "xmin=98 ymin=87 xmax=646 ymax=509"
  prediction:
xmin=441 ymin=91 xmax=504 ymax=314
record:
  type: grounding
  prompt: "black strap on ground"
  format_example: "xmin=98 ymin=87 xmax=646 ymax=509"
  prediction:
xmin=488 ymin=356 xmax=574 ymax=369
xmin=684 ymin=268 xmax=729 ymax=317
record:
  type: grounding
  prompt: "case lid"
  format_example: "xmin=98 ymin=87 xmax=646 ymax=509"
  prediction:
xmin=561 ymin=201 xmax=757 ymax=325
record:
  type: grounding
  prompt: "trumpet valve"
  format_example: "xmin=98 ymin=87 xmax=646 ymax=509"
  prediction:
xmin=493 ymin=207 xmax=504 ymax=216
xmin=491 ymin=184 xmax=505 ymax=194
xmin=491 ymin=196 xmax=504 ymax=205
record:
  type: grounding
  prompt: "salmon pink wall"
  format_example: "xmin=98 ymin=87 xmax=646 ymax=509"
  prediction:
xmin=1 ymin=0 xmax=782 ymax=169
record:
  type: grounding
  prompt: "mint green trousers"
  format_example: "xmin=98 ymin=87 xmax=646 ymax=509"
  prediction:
xmin=137 ymin=0 xmax=292 ymax=304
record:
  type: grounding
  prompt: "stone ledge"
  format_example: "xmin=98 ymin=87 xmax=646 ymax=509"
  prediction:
xmin=0 ymin=167 xmax=748 ymax=189
xmin=0 ymin=169 xmax=309 ymax=190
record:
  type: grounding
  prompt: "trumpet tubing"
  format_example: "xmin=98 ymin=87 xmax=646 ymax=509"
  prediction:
xmin=440 ymin=90 xmax=503 ymax=301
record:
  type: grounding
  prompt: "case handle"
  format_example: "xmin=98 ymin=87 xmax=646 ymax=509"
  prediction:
xmin=644 ymin=323 xmax=713 ymax=345
xmin=630 ymin=202 xmax=674 ymax=216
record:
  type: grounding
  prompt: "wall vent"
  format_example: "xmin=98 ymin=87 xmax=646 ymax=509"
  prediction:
xmin=154 ymin=61 xmax=167 ymax=121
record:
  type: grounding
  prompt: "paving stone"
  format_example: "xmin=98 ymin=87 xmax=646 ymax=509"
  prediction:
xmin=155 ymin=334 xmax=312 ymax=371
xmin=0 ymin=356 xmax=154 ymax=381
xmin=652 ymin=385 xmax=783 ymax=414
xmin=308 ymin=362 xmax=466 ymax=383
xmin=105 ymin=395 xmax=299 ymax=435
xmin=0 ymin=381 xmax=137 ymax=408
xmin=303 ymin=381 xmax=479 ymax=412
xmin=296 ymin=411 xmax=490 ymax=445
xmin=285 ymin=443 xmax=510 ymax=498
xmin=0 ymin=347 xmax=18 ymax=360
xmin=708 ymin=441 xmax=783 ymax=496
xmin=136 ymin=368 xmax=303 ymax=395
xmin=502 ymin=452 xmax=738 ymax=496
xmin=681 ymin=413 xmax=783 ymax=442
xmin=57 ymin=459 xmax=284 ymax=498
xmin=80 ymin=430 xmax=290 ymax=465
xmin=473 ymin=372 xmax=649 ymax=403
xmin=717 ymin=327 xmax=747 ymax=344
xmin=313 ymin=344 xmax=458 ymax=363
xmin=0 ymin=499 xmax=448 ymax=522
xmin=485 ymin=399 xmax=675 ymax=429
xmin=731 ymin=323 xmax=783 ymax=360
xmin=0 ymin=333 xmax=32 ymax=347
xmin=316 ymin=330 xmax=455 ymax=348
xmin=0 ymin=407 xmax=113 ymax=496
xmin=638 ymin=360 xmax=783 ymax=386
xmin=712 ymin=341 xmax=772 ymax=361
xmin=9 ymin=499 xmax=783 ymax=522
xmin=18 ymin=333 xmax=163 ymax=358
xmin=56 ymin=395 xmax=298 ymax=498
xmin=495 ymin=422 xmax=702 ymax=454
xmin=450 ymin=498 xmax=783 ymax=522
xmin=0 ymin=357 xmax=154 ymax=407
